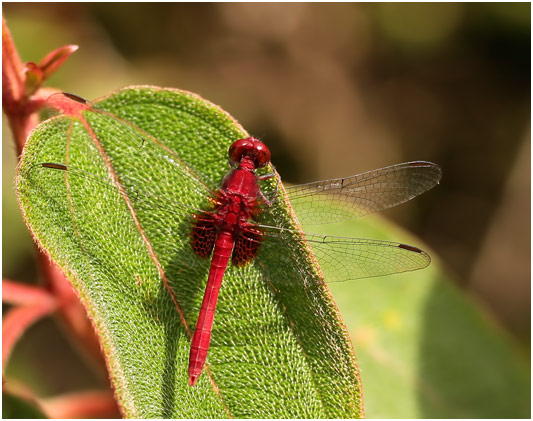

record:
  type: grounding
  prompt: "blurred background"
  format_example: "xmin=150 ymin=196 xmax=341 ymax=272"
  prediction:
xmin=3 ymin=3 xmax=530 ymax=418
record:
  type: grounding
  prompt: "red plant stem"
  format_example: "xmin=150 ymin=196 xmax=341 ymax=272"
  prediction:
xmin=6 ymin=112 xmax=37 ymax=155
xmin=2 ymin=16 xmax=30 ymax=155
xmin=40 ymin=390 xmax=121 ymax=419
xmin=2 ymin=17 xmax=24 ymax=103
xmin=2 ymin=279 xmax=56 ymax=306
xmin=2 ymin=17 xmax=59 ymax=154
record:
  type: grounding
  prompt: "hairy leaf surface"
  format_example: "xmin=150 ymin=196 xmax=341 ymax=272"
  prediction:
xmin=16 ymin=86 xmax=363 ymax=418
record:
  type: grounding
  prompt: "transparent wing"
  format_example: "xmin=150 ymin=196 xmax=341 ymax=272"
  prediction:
xmin=259 ymin=225 xmax=431 ymax=283
xmin=285 ymin=161 xmax=442 ymax=225
xmin=28 ymin=93 xmax=434 ymax=286
xmin=23 ymin=163 xmax=208 ymax=220
xmin=25 ymin=161 xmax=430 ymax=286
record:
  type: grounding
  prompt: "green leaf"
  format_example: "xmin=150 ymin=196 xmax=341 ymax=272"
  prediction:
xmin=16 ymin=86 xmax=363 ymax=418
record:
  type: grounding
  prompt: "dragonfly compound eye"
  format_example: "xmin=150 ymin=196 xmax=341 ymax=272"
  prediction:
xmin=229 ymin=137 xmax=271 ymax=168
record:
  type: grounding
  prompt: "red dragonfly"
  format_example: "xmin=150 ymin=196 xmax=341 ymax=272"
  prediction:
xmin=26 ymin=92 xmax=441 ymax=387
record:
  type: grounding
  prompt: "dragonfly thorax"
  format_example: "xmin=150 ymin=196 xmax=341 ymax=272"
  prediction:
xmin=214 ymin=191 xmax=257 ymax=230
xmin=221 ymin=167 xmax=261 ymax=201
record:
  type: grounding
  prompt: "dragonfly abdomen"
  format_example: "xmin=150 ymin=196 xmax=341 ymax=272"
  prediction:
xmin=188 ymin=230 xmax=234 ymax=386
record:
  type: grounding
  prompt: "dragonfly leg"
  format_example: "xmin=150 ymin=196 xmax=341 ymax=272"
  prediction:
xmin=258 ymin=179 xmax=279 ymax=207
xmin=258 ymin=172 xmax=275 ymax=181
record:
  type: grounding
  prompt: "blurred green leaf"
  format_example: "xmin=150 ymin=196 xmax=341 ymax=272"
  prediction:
xmin=326 ymin=217 xmax=530 ymax=418
xmin=2 ymin=389 xmax=48 ymax=419
xmin=16 ymin=86 xmax=363 ymax=418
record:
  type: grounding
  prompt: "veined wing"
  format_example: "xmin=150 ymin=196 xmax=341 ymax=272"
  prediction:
xmin=285 ymin=161 xmax=442 ymax=225
xmin=20 ymin=159 xmax=217 ymax=285
xmin=23 ymin=162 xmax=207 ymax=220
xmin=259 ymin=225 xmax=430 ymax=283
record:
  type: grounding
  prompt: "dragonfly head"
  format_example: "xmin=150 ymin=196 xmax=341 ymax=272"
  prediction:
xmin=229 ymin=137 xmax=271 ymax=168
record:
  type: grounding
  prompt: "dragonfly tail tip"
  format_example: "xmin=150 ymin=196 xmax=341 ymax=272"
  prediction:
xmin=189 ymin=374 xmax=199 ymax=386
